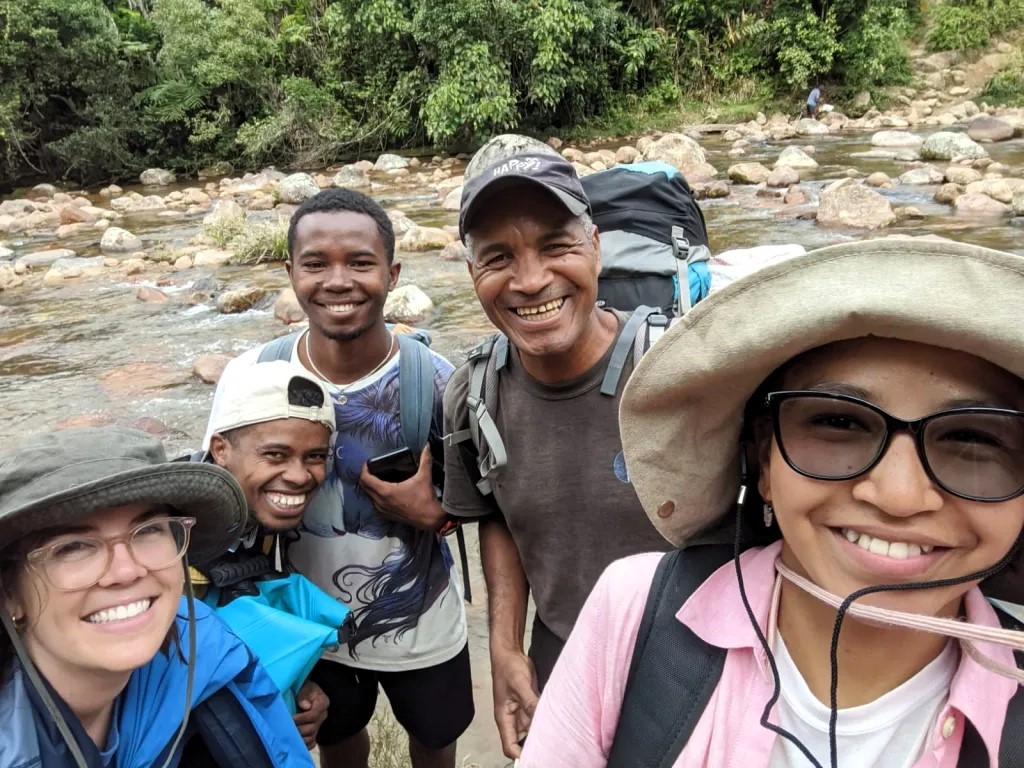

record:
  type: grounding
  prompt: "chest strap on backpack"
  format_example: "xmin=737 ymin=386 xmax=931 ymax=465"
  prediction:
xmin=601 ymin=305 xmax=661 ymax=396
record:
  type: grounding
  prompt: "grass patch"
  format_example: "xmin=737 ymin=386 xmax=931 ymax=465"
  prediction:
xmin=981 ymin=52 xmax=1024 ymax=106
xmin=203 ymin=210 xmax=247 ymax=248
xmin=202 ymin=210 xmax=289 ymax=266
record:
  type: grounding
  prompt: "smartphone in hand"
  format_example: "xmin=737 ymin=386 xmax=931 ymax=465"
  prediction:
xmin=366 ymin=447 xmax=418 ymax=483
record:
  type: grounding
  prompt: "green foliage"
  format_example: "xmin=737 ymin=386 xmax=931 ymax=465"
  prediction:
xmin=203 ymin=209 xmax=247 ymax=247
xmin=926 ymin=0 xmax=1024 ymax=52
xmin=228 ymin=218 xmax=289 ymax=265
xmin=981 ymin=51 xmax=1024 ymax=105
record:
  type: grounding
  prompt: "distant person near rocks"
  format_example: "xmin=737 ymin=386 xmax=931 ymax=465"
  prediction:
xmin=807 ymin=85 xmax=822 ymax=118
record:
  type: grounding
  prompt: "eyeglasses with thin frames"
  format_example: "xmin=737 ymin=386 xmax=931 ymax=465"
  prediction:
xmin=766 ymin=391 xmax=1024 ymax=503
xmin=26 ymin=516 xmax=196 ymax=591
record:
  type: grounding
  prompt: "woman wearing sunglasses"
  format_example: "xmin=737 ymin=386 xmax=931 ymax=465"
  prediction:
xmin=0 ymin=426 xmax=313 ymax=767
xmin=521 ymin=239 xmax=1024 ymax=767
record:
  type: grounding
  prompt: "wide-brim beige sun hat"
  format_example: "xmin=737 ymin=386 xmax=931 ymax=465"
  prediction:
xmin=620 ymin=238 xmax=1024 ymax=548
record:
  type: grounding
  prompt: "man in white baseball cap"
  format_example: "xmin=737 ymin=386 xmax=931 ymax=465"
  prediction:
xmin=194 ymin=359 xmax=339 ymax=750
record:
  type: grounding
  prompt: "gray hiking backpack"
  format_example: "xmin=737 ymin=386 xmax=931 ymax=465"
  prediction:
xmin=446 ymin=306 xmax=669 ymax=495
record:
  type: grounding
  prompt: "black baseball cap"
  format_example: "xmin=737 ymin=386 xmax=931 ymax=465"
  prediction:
xmin=459 ymin=152 xmax=592 ymax=241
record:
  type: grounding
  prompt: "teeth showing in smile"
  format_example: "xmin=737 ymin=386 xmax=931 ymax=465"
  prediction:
xmin=324 ymin=303 xmax=357 ymax=313
xmin=268 ymin=492 xmax=306 ymax=508
xmin=841 ymin=528 xmax=935 ymax=560
xmin=87 ymin=599 xmax=151 ymax=624
xmin=515 ymin=298 xmax=564 ymax=320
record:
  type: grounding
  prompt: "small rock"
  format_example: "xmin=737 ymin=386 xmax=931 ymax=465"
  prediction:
xmin=944 ymin=166 xmax=983 ymax=185
xmin=848 ymin=91 xmax=872 ymax=118
xmin=705 ymin=180 xmax=731 ymax=199
xmin=55 ymin=223 xmax=89 ymax=239
xmin=783 ymin=185 xmax=809 ymax=205
xmin=933 ymin=182 xmax=962 ymax=202
xmin=374 ymin=154 xmax=409 ymax=172
xmin=795 ymin=118 xmax=829 ymax=136
xmin=948 ymin=86 xmax=970 ymax=97
xmin=183 ymin=188 xmax=211 ymax=206
xmin=124 ymin=259 xmax=146 ymax=275
xmin=43 ymin=256 xmax=105 ymax=284
xmin=59 ymin=205 xmax=97 ymax=225
xmin=899 ymin=167 xmax=944 ymax=185
xmin=199 ymin=161 xmax=234 ymax=179
xmin=98 ymin=362 xmax=187 ymax=399
xmin=273 ymin=288 xmax=306 ymax=325
xmin=192 ymin=249 xmax=234 ymax=268
xmin=139 ymin=168 xmax=176 ymax=186
xmin=546 ymin=137 xmax=563 ymax=150
xmin=865 ymin=172 xmax=892 ymax=188
xmin=0 ymin=246 xmax=13 ymax=261
xmin=28 ymin=183 xmax=58 ymax=200
xmin=440 ymin=241 xmax=469 ymax=262
xmin=727 ymin=162 xmax=771 ymax=185
xmin=101 ymin=227 xmax=143 ymax=253
xmin=1012 ymin=191 xmax=1024 ymax=216
xmin=817 ymin=178 xmax=896 ymax=229
xmin=953 ymin=193 xmax=1011 ymax=216
xmin=173 ymin=255 xmax=193 ymax=271
xmin=767 ymin=166 xmax=801 ymax=188
xmin=203 ymin=199 xmax=245 ymax=226
xmin=0 ymin=264 xmax=24 ymax=291
xmin=399 ymin=225 xmax=454 ymax=252
xmin=384 ymin=285 xmax=434 ymax=324
xmin=136 ymin=285 xmax=169 ymax=303
xmin=388 ymin=210 xmax=417 ymax=237
xmin=217 ymin=287 xmax=268 ymax=314
xmin=968 ymin=115 xmax=1015 ymax=142
xmin=561 ymin=148 xmax=585 ymax=164
xmin=774 ymin=146 xmax=819 ymax=170
xmin=192 ymin=354 xmax=235 ymax=384
xmin=276 ymin=173 xmax=320 ymax=205
xmin=870 ymin=131 xmax=923 ymax=149
xmin=615 ymin=146 xmax=640 ymax=165
xmin=16 ymin=248 xmax=76 ymax=268
xmin=442 ymin=187 xmax=463 ymax=211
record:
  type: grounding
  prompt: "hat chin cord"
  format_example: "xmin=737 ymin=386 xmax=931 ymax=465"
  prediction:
xmin=0 ymin=565 xmax=198 ymax=768
xmin=731 ymin=455 xmax=1023 ymax=768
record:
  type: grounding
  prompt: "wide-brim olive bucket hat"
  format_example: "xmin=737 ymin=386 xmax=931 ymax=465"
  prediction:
xmin=620 ymin=238 xmax=1024 ymax=548
xmin=0 ymin=426 xmax=246 ymax=562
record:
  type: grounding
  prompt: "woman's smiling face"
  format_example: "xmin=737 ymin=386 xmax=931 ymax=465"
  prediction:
xmin=759 ymin=337 xmax=1024 ymax=616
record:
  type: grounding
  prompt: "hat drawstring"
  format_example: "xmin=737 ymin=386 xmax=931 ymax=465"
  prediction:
xmin=157 ymin=562 xmax=198 ymax=768
xmin=0 ymin=610 xmax=91 ymax=768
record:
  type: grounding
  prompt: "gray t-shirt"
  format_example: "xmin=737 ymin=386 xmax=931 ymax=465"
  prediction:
xmin=442 ymin=311 xmax=670 ymax=641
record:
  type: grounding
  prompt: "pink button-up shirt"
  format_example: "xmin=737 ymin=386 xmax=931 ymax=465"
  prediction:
xmin=521 ymin=542 xmax=1017 ymax=767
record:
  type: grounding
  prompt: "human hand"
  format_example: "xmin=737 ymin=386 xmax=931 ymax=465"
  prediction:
xmin=292 ymin=680 xmax=329 ymax=750
xmin=491 ymin=650 xmax=539 ymax=759
xmin=360 ymin=444 xmax=445 ymax=530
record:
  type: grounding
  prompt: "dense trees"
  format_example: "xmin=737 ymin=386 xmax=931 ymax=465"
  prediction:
xmin=0 ymin=0 xmax=1007 ymax=186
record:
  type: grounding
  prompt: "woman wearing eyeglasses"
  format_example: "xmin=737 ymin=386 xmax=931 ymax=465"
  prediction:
xmin=521 ymin=239 xmax=1024 ymax=768
xmin=0 ymin=426 xmax=313 ymax=768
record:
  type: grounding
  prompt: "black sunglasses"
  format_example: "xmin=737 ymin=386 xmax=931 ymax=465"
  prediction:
xmin=766 ymin=391 xmax=1024 ymax=503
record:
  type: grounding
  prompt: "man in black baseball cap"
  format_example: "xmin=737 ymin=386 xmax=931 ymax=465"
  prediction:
xmin=443 ymin=147 xmax=669 ymax=759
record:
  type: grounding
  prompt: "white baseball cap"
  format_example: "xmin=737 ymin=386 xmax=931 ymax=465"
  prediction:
xmin=206 ymin=360 xmax=335 ymax=437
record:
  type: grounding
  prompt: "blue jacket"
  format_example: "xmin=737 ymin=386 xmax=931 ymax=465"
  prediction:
xmin=0 ymin=597 xmax=314 ymax=768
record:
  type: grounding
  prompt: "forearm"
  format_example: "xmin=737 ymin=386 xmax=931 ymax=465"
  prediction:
xmin=480 ymin=514 xmax=530 ymax=658
xmin=377 ymin=494 xmax=447 ymax=531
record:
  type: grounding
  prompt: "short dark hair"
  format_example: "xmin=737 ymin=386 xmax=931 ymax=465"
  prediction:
xmin=287 ymin=376 xmax=326 ymax=409
xmin=287 ymin=188 xmax=395 ymax=263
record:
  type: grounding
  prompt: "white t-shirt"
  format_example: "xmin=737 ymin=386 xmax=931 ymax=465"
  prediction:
xmin=204 ymin=339 xmax=467 ymax=672
xmin=771 ymin=635 xmax=957 ymax=768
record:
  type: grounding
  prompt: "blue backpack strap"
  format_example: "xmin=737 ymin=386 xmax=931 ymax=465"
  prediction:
xmin=606 ymin=544 xmax=734 ymax=768
xmin=396 ymin=333 xmax=434 ymax=456
xmin=601 ymin=306 xmax=658 ymax=396
xmin=256 ymin=332 xmax=301 ymax=363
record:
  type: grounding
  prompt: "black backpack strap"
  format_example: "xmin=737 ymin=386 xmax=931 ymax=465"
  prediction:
xmin=186 ymin=688 xmax=275 ymax=768
xmin=606 ymin=544 xmax=734 ymax=768
xmin=957 ymin=605 xmax=1024 ymax=767
xmin=601 ymin=306 xmax=659 ymax=396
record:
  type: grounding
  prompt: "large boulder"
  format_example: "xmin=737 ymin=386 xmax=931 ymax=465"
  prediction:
xmin=274 ymin=288 xmax=306 ymax=325
xmin=374 ymin=153 xmax=410 ymax=172
xmin=766 ymin=166 xmax=800 ymax=188
xmin=28 ymin=183 xmax=58 ymax=200
xmin=967 ymin=115 xmax=1015 ymax=142
xmin=934 ymin=183 xmax=963 ymax=205
xmin=848 ymin=91 xmax=872 ymax=118
xmin=217 ymin=287 xmax=269 ymax=314
xmin=641 ymin=133 xmax=716 ymax=181
xmin=139 ymin=168 xmax=176 ymax=186
xmin=384 ymin=285 xmax=434 ymax=324
xmin=870 ymin=131 xmax=923 ymax=149
xmin=944 ymin=166 xmax=983 ymax=185
xmin=399 ymin=226 xmax=455 ymax=252
xmin=42 ymin=256 xmax=105 ymax=284
xmin=101 ymin=227 xmax=143 ymax=253
xmin=441 ymin=187 xmax=463 ymax=211
xmin=59 ymin=204 xmax=98 ymax=225
xmin=727 ymin=162 xmax=771 ymax=185
xmin=465 ymin=135 xmax=559 ymax=181
xmin=816 ymin=178 xmax=896 ymax=229
xmin=774 ymin=146 xmax=819 ymax=170
xmin=794 ymin=118 xmax=829 ymax=136
xmin=203 ymin=199 xmax=245 ymax=226
xmin=17 ymin=248 xmax=76 ymax=268
xmin=333 ymin=165 xmax=370 ymax=189
xmin=276 ymin=173 xmax=320 ymax=205
xmin=898 ymin=167 xmax=944 ymax=185
xmin=954 ymin=193 xmax=1011 ymax=216
xmin=920 ymin=132 xmax=988 ymax=161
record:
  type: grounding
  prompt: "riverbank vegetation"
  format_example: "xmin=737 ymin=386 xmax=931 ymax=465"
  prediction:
xmin=0 ymin=0 xmax=1020 ymax=188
